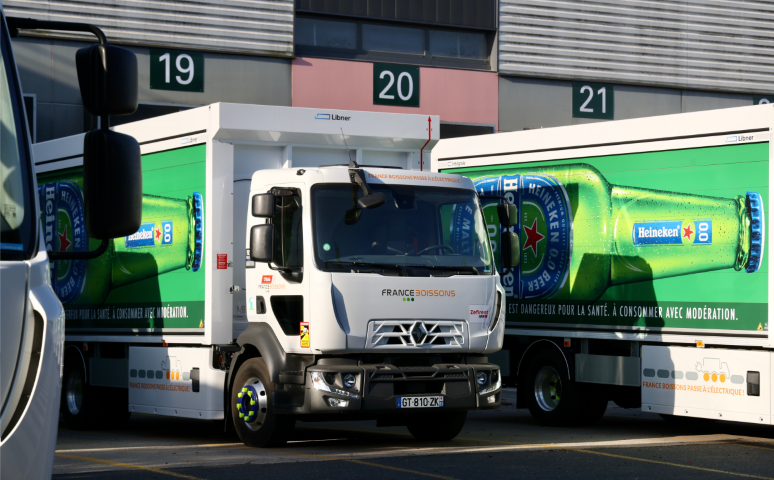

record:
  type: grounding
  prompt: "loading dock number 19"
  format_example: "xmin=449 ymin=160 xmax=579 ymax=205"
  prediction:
xmin=150 ymin=49 xmax=204 ymax=92
xmin=572 ymin=82 xmax=614 ymax=120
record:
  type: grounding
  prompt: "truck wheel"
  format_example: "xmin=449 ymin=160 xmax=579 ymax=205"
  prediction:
xmin=407 ymin=411 xmax=467 ymax=441
xmin=62 ymin=356 xmax=96 ymax=430
xmin=231 ymin=358 xmax=295 ymax=448
xmin=524 ymin=349 xmax=607 ymax=427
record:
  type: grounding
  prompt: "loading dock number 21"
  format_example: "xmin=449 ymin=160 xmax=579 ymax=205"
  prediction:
xmin=572 ymin=82 xmax=614 ymax=120
xmin=150 ymin=49 xmax=204 ymax=93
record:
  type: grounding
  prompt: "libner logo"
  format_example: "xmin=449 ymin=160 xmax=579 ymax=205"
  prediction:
xmin=315 ymin=112 xmax=351 ymax=121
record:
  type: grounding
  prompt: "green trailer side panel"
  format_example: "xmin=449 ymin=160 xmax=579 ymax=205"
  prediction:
xmin=444 ymin=143 xmax=769 ymax=333
xmin=37 ymin=144 xmax=206 ymax=330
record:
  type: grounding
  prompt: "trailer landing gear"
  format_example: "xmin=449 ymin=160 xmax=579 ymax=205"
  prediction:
xmin=231 ymin=358 xmax=295 ymax=448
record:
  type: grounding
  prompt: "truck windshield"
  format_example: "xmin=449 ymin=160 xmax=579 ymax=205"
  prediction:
xmin=312 ymin=183 xmax=493 ymax=275
xmin=0 ymin=19 xmax=35 ymax=260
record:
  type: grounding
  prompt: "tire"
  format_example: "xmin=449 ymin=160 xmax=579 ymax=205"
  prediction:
xmin=231 ymin=358 xmax=295 ymax=448
xmin=407 ymin=411 xmax=467 ymax=441
xmin=61 ymin=355 xmax=96 ymax=430
xmin=524 ymin=349 xmax=607 ymax=427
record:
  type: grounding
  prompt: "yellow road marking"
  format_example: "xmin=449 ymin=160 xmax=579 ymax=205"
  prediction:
xmin=302 ymin=426 xmax=774 ymax=479
xmin=65 ymin=429 xmax=453 ymax=480
xmin=63 ymin=425 xmax=774 ymax=479
xmin=271 ymin=449 xmax=456 ymax=480
xmin=568 ymin=448 xmax=774 ymax=480
xmin=55 ymin=453 xmax=203 ymax=480
xmin=673 ymin=436 xmax=774 ymax=453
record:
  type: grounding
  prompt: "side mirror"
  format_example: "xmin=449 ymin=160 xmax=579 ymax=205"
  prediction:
xmin=497 ymin=203 xmax=518 ymax=227
xmin=76 ymin=44 xmax=138 ymax=116
xmin=357 ymin=192 xmax=385 ymax=209
xmin=83 ymin=129 xmax=142 ymax=239
xmin=500 ymin=231 xmax=520 ymax=270
xmin=252 ymin=193 xmax=275 ymax=218
xmin=250 ymin=224 xmax=273 ymax=262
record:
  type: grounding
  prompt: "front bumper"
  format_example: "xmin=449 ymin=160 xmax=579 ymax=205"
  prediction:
xmin=291 ymin=360 xmax=501 ymax=414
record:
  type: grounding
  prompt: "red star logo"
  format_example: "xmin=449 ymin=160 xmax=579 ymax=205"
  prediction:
xmin=683 ymin=224 xmax=694 ymax=239
xmin=155 ymin=227 xmax=162 ymax=240
xmin=523 ymin=218 xmax=545 ymax=256
xmin=58 ymin=225 xmax=71 ymax=251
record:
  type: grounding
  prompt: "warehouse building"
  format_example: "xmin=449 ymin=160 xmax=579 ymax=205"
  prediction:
xmin=5 ymin=0 xmax=774 ymax=145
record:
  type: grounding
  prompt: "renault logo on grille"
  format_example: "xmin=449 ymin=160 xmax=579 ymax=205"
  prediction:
xmin=410 ymin=323 xmax=428 ymax=344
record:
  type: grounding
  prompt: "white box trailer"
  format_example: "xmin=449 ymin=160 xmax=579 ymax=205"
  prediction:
xmin=433 ymin=104 xmax=772 ymax=426
xmin=35 ymin=103 xmax=506 ymax=446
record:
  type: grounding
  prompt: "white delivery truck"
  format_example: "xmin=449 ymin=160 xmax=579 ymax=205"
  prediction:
xmin=34 ymin=103 xmax=507 ymax=447
xmin=2 ymin=7 xmax=143 ymax=478
xmin=433 ymin=104 xmax=773 ymax=427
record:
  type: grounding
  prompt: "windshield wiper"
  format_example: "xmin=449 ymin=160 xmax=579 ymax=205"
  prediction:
xmin=405 ymin=265 xmax=480 ymax=275
xmin=326 ymin=261 xmax=407 ymax=276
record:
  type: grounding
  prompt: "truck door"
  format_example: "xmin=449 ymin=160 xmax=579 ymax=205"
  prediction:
xmin=249 ymin=186 xmax=309 ymax=353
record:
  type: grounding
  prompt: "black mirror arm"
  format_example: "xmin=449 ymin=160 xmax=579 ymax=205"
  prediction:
xmin=6 ymin=17 xmax=107 ymax=45
xmin=268 ymin=263 xmax=303 ymax=274
xmin=48 ymin=238 xmax=108 ymax=260
xmin=348 ymin=169 xmax=373 ymax=197
xmin=7 ymin=17 xmax=111 ymax=133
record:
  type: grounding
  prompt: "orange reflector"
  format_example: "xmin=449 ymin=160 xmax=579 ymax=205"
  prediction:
xmin=696 ymin=340 xmax=705 ymax=348
xmin=162 ymin=340 xmax=168 ymax=347
xmin=82 ymin=343 xmax=88 ymax=351
xmin=563 ymin=339 xmax=571 ymax=347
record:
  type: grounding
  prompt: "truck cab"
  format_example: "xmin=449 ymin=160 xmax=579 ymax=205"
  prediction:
xmin=233 ymin=165 xmax=505 ymax=446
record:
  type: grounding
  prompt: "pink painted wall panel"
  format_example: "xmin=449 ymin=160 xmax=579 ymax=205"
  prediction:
xmin=292 ymin=57 xmax=498 ymax=130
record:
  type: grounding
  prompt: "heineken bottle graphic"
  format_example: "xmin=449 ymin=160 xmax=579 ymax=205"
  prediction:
xmin=469 ymin=164 xmax=764 ymax=301
xmin=38 ymin=179 xmax=203 ymax=305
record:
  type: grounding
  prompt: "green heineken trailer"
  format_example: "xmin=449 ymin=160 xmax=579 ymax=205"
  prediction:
xmin=433 ymin=104 xmax=772 ymax=426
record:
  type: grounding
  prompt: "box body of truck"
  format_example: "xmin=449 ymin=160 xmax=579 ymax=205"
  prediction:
xmin=433 ymin=104 xmax=772 ymax=425
xmin=35 ymin=103 xmax=505 ymax=445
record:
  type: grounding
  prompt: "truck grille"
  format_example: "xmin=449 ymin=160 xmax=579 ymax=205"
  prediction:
xmin=366 ymin=320 xmax=466 ymax=349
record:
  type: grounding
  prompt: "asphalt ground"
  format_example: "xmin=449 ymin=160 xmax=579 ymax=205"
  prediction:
xmin=53 ymin=389 xmax=774 ymax=480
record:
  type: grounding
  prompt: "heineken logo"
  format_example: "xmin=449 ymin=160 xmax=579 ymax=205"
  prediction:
xmin=38 ymin=181 xmax=88 ymax=305
xmin=520 ymin=175 xmax=572 ymax=299
xmin=522 ymin=218 xmax=545 ymax=256
xmin=633 ymin=220 xmax=712 ymax=246
xmin=58 ymin=225 xmax=72 ymax=251
xmin=126 ymin=221 xmax=174 ymax=248
xmin=474 ymin=173 xmax=572 ymax=300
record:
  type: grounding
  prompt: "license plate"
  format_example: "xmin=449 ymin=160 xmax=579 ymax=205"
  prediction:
xmin=397 ymin=396 xmax=444 ymax=408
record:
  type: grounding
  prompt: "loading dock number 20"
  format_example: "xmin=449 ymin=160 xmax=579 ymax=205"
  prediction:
xmin=572 ymin=82 xmax=614 ymax=120
xmin=373 ymin=63 xmax=419 ymax=107
xmin=150 ymin=49 xmax=204 ymax=93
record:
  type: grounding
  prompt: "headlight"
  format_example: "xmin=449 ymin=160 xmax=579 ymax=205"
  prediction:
xmin=476 ymin=372 xmax=488 ymax=385
xmin=327 ymin=398 xmax=349 ymax=407
xmin=479 ymin=370 xmax=501 ymax=396
xmin=343 ymin=373 xmax=356 ymax=389
xmin=311 ymin=372 xmax=359 ymax=398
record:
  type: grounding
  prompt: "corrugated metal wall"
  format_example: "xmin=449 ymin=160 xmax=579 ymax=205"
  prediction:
xmin=499 ymin=0 xmax=774 ymax=94
xmin=3 ymin=0 xmax=294 ymax=57
xmin=296 ymin=0 xmax=496 ymax=30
